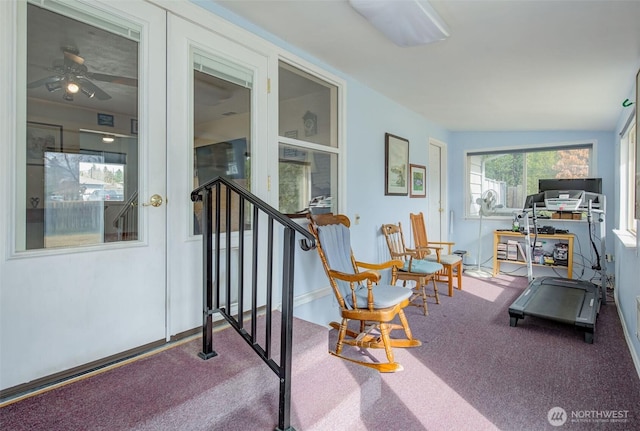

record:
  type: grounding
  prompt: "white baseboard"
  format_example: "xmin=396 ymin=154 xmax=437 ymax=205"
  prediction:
xmin=615 ymin=296 xmax=640 ymax=380
xmin=295 ymin=286 xmax=332 ymax=307
xmin=276 ymin=286 xmax=332 ymax=311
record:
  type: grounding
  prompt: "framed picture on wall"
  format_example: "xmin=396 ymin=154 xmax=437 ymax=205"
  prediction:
xmin=409 ymin=164 xmax=426 ymax=198
xmin=385 ymin=133 xmax=409 ymax=196
xmin=27 ymin=122 xmax=63 ymax=165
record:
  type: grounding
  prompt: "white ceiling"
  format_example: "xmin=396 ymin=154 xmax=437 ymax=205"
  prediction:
xmin=216 ymin=0 xmax=640 ymax=132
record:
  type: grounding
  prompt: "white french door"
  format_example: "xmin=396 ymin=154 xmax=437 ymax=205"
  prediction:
xmin=165 ymin=14 xmax=269 ymax=335
xmin=0 ymin=0 xmax=270 ymax=392
xmin=0 ymin=0 xmax=167 ymax=391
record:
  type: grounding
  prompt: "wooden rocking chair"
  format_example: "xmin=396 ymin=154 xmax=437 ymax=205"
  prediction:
xmin=308 ymin=213 xmax=421 ymax=373
xmin=410 ymin=212 xmax=463 ymax=296
xmin=381 ymin=222 xmax=444 ymax=315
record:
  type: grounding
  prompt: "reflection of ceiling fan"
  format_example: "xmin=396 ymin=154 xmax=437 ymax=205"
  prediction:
xmin=27 ymin=47 xmax=137 ymax=101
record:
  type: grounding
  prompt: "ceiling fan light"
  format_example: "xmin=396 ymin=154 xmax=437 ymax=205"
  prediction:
xmin=349 ymin=0 xmax=449 ymax=47
xmin=66 ymin=82 xmax=80 ymax=94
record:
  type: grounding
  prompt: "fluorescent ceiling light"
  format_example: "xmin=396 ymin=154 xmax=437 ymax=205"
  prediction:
xmin=79 ymin=129 xmax=130 ymax=138
xmin=349 ymin=0 xmax=450 ymax=47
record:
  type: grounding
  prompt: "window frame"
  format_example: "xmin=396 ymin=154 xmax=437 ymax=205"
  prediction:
xmin=465 ymin=141 xmax=597 ymax=219
xmin=620 ymin=115 xmax=636 ymax=234
xmin=275 ymin=58 xmax=345 ymax=216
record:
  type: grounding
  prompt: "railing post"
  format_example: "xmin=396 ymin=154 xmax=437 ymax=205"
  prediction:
xmin=276 ymin=227 xmax=296 ymax=431
xmin=198 ymin=188 xmax=217 ymax=360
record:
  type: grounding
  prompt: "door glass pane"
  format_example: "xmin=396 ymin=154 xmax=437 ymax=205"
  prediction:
xmin=24 ymin=3 xmax=139 ymax=250
xmin=193 ymin=66 xmax=251 ymax=235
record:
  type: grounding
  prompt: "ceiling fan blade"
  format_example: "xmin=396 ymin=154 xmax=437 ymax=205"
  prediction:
xmin=88 ymin=72 xmax=138 ymax=87
xmin=63 ymin=49 xmax=85 ymax=65
xmin=27 ymin=75 xmax=62 ymax=89
xmin=77 ymin=78 xmax=112 ymax=100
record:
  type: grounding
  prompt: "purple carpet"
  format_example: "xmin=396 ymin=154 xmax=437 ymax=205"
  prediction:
xmin=1 ymin=274 xmax=639 ymax=430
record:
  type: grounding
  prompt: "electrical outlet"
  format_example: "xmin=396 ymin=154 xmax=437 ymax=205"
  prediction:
xmin=605 ymin=254 xmax=614 ymax=262
xmin=354 ymin=214 xmax=360 ymax=225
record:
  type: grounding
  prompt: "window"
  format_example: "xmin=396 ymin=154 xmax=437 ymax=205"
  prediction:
xmin=278 ymin=61 xmax=339 ymax=214
xmin=23 ymin=2 xmax=139 ymax=250
xmin=466 ymin=143 xmax=594 ymax=217
xmin=620 ymin=118 xmax=636 ymax=233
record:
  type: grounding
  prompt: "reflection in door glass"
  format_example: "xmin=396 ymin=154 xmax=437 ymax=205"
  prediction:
xmin=193 ymin=68 xmax=252 ymax=235
xmin=23 ymin=4 xmax=139 ymax=250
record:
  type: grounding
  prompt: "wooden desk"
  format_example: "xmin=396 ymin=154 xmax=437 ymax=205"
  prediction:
xmin=493 ymin=230 xmax=574 ymax=278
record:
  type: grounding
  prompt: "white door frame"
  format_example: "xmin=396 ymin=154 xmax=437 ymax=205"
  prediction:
xmin=428 ymin=137 xmax=448 ymax=241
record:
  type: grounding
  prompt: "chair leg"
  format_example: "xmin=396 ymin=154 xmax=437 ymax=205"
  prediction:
xmin=335 ymin=318 xmax=348 ymax=356
xmin=432 ymin=278 xmax=440 ymax=304
xmin=447 ymin=267 xmax=454 ymax=297
xmin=418 ymin=281 xmax=428 ymax=315
xmin=378 ymin=322 xmax=395 ymax=365
xmin=418 ymin=275 xmax=442 ymax=315
xmin=456 ymin=262 xmax=463 ymax=290
xmin=397 ymin=309 xmax=415 ymax=341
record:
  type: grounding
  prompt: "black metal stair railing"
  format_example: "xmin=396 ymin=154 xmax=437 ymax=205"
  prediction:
xmin=191 ymin=176 xmax=315 ymax=431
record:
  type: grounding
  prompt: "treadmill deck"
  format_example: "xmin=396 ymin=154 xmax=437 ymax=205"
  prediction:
xmin=508 ymin=276 xmax=600 ymax=343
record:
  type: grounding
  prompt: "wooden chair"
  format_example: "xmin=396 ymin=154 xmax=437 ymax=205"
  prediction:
xmin=381 ymin=222 xmax=443 ymax=315
xmin=409 ymin=212 xmax=463 ymax=296
xmin=308 ymin=213 xmax=421 ymax=372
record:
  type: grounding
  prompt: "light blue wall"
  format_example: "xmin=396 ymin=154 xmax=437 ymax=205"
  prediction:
xmin=344 ymin=80 xmax=449 ymax=264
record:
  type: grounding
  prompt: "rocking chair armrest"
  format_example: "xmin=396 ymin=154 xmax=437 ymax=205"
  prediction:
xmin=414 ymin=245 xmax=442 ymax=259
xmin=426 ymin=241 xmax=455 ymax=253
xmin=355 ymin=259 xmax=403 ymax=271
xmin=404 ymin=248 xmax=421 ymax=258
xmin=328 ymin=269 xmax=380 ymax=283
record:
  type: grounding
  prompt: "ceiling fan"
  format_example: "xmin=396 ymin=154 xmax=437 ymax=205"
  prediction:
xmin=27 ymin=47 xmax=137 ymax=101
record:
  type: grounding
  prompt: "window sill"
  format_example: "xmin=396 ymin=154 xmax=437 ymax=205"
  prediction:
xmin=613 ymin=229 xmax=636 ymax=249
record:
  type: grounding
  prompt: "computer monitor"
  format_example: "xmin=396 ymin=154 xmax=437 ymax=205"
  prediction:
xmin=538 ymin=178 xmax=602 ymax=194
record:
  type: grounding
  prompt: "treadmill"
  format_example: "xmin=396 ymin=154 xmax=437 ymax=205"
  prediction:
xmin=508 ymin=191 xmax=606 ymax=343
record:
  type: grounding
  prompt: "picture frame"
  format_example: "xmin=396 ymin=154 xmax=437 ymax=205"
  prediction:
xmin=27 ymin=122 xmax=63 ymax=165
xmin=385 ymin=133 xmax=409 ymax=196
xmin=97 ymin=113 xmax=114 ymax=127
xmin=409 ymin=164 xmax=427 ymax=198
xmin=131 ymin=118 xmax=138 ymax=135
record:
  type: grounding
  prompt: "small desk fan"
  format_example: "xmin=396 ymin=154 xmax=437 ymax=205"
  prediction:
xmin=466 ymin=189 xmax=501 ymax=278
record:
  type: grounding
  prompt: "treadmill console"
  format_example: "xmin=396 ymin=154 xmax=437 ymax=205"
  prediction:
xmin=523 ymin=190 xmax=604 ymax=210
xmin=544 ymin=190 xmax=583 ymax=211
